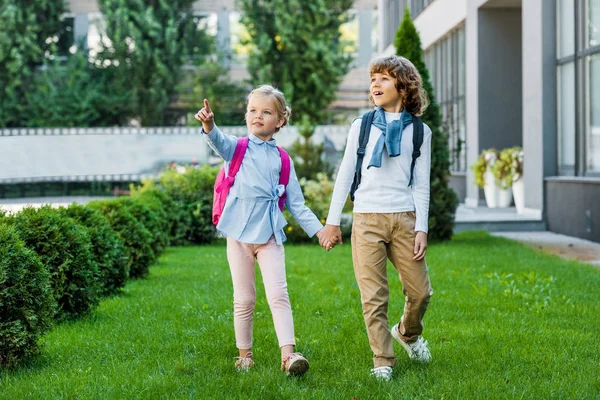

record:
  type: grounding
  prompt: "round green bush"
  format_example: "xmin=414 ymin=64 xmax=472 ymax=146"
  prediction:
xmin=60 ymin=203 xmax=129 ymax=296
xmin=117 ymin=197 xmax=167 ymax=258
xmin=0 ymin=223 xmax=55 ymax=367
xmin=88 ymin=199 xmax=155 ymax=278
xmin=158 ymin=166 xmax=218 ymax=244
xmin=130 ymin=184 xmax=191 ymax=246
xmin=8 ymin=206 xmax=100 ymax=320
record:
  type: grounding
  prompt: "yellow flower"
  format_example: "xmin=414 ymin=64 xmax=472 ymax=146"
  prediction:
xmin=287 ymin=226 xmax=293 ymax=232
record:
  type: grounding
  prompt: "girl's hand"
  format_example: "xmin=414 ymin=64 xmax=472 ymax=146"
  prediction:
xmin=195 ymin=99 xmax=215 ymax=133
xmin=317 ymin=225 xmax=342 ymax=251
xmin=413 ymin=231 xmax=428 ymax=261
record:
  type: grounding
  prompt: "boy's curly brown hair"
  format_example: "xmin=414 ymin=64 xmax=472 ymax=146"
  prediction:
xmin=369 ymin=56 xmax=429 ymax=116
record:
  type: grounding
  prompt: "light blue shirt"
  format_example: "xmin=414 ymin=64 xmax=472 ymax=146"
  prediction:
xmin=203 ymin=125 xmax=323 ymax=245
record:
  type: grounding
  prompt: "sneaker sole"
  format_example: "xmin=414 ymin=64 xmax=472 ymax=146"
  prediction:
xmin=287 ymin=358 xmax=309 ymax=376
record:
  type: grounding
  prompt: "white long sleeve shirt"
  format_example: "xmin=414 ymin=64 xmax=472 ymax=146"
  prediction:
xmin=326 ymin=111 xmax=432 ymax=233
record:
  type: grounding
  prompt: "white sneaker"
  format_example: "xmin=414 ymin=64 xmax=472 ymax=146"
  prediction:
xmin=370 ymin=366 xmax=393 ymax=381
xmin=391 ymin=323 xmax=432 ymax=363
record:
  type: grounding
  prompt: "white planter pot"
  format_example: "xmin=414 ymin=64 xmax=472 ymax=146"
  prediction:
xmin=483 ymin=170 xmax=513 ymax=208
xmin=512 ymin=176 xmax=525 ymax=214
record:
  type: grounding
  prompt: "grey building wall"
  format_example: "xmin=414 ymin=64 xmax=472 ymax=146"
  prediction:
xmin=522 ymin=0 xmax=557 ymax=214
xmin=466 ymin=2 xmax=523 ymax=206
xmin=477 ymin=8 xmax=522 ymax=151
xmin=546 ymin=178 xmax=600 ymax=242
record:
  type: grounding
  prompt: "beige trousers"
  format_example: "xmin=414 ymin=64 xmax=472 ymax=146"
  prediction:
xmin=351 ymin=212 xmax=433 ymax=368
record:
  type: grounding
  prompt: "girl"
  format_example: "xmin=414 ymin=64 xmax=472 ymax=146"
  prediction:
xmin=195 ymin=85 xmax=325 ymax=376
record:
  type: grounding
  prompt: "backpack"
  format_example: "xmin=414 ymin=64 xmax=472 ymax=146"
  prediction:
xmin=212 ymin=137 xmax=291 ymax=225
xmin=349 ymin=110 xmax=424 ymax=201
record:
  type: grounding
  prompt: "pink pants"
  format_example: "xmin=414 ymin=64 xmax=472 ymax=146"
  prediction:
xmin=226 ymin=236 xmax=295 ymax=349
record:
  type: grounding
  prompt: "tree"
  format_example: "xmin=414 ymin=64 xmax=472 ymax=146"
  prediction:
xmin=394 ymin=7 xmax=458 ymax=241
xmin=239 ymin=0 xmax=352 ymax=179
xmin=24 ymin=51 xmax=133 ymax=127
xmin=0 ymin=0 xmax=67 ymax=127
xmin=239 ymin=0 xmax=353 ymax=126
xmin=97 ymin=0 xmax=197 ymax=126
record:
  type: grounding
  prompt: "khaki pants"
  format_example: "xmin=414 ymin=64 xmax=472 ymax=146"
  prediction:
xmin=351 ymin=212 xmax=433 ymax=368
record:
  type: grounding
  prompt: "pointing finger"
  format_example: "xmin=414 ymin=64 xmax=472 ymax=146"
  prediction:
xmin=204 ymin=99 xmax=211 ymax=112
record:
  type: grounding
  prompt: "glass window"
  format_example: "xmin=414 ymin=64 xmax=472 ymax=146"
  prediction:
xmin=589 ymin=0 xmax=600 ymax=47
xmin=458 ymin=27 xmax=466 ymax=97
xmin=588 ymin=54 xmax=600 ymax=173
xmin=558 ymin=0 xmax=575 ymax=58
xmin=558 ymin=62 xmax=577 ymax=175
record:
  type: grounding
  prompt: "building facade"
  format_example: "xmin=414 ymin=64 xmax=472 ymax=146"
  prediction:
xmin=379 ymin=0 xmax=600 ymax=242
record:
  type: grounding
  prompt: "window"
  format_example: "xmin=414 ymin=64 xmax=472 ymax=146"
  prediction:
xmin=588 ymin=53 xmax=600 ymax=173
xmin=424 ymin=25 xmax=466 ymax=172
xmin=557 ymin=0 xmax=600 ymax=176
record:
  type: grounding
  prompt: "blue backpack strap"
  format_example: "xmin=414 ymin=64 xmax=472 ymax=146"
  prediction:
xmin=408 ymin=115 xmax=424 ymax=187
xmin=350 ymin=110 xmax=375 ymax=202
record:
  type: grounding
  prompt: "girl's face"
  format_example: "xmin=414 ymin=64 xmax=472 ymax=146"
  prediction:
xmin=370 ymin=71 xmax=403 ymax=113
xmin=246 ymin=94 xmax=284 ymax=141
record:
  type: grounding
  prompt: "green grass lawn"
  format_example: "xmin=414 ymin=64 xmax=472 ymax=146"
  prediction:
xmin=2 ymin=231 xmax=599 ymax=399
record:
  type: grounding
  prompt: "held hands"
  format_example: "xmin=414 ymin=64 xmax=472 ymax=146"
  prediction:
xmin=413 ymin=231 xmax=428 ymax=261
xmin=194 ymin=99 xmax=215 ymax=133
xmin=316 ymin=224 xmax=342 ymax=251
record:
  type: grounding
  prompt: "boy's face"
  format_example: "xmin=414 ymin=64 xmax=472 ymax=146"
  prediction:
xmin=370 ymin=71 xmax=403 ymax=112
xmin=245 ymin=94 xmax=283 ymax=140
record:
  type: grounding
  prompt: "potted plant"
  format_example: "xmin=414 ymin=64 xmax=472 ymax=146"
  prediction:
xmin=497 ymin=146 xmax=524 ymax=214
xmin=471 ymin=148 xmax=513 ymax=208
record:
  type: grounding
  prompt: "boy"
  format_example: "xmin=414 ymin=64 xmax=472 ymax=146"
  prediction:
xmin=320 ymin=56 xmax=433 ymax=381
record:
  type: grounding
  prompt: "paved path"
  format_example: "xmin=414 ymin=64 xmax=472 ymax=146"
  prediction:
xmin=0 ymin=196 xmax=108 ymax=214
xmin=492 ymin=231 xmax=600 ymax=267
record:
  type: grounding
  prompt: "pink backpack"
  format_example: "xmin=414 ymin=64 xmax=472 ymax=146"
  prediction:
xmin=212 ymin=137 xmax=291 ymax=225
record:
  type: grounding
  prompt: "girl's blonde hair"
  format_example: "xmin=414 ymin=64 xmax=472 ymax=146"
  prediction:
xmin=247 ymin=85 xmax=292 ymax=132
xmin=369 ymin=56 xmax=430 ymax=116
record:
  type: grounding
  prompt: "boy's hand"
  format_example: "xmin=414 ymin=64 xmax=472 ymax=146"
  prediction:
xmin=195 ymin=99 xmax=215 ymax=133
xmin=318 ymin=224 xmax=342 ymax=251
xmin=413 ymin=231 xmax=428 ymax=261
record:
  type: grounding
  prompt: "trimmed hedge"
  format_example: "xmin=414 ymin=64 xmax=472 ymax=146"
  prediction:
xmin=0 ymin=223 xmax=54 ymax=367
xmin=157 ymin=166 xmax=218 ymax=244
xmin=60 ymin=203 xmax=129 ymax=295
xmin=117 ymin=197 xmax=167 ymax=257
xmin=88 ymin=199 xmax=155 ymax=279
xmin=130 ymin=184 xmax=191 ymax=246
xmin=8 ymin=206 xmax=100 ymax=320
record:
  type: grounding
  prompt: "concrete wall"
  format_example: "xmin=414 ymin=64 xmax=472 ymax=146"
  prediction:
xmin=522 ymin=0 xmax=557 ymax=216
xmin=477 ymin=8 xmax=522 ymax=151
xmin=546 ymin=178 xmax=600 ymax=243
xmin=466 ymin=2 xmax=522 ymax=206
xmin=414 ymin=0 xmax=467 ymax=50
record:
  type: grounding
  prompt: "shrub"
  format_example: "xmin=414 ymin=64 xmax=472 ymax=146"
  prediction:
xmin=282 ymin=173 xmax=352 ymax=243
xmin=8 ymin=206 xmax=100 ymax=320
xmin=130 ymin=183 xmax=191 ymax=246
xmin=0 ymin=223 xmax=54 ymax=367
xmin=116 ymin=197 xmax=167 ymax=258
xmin=157 ymin=166 xmax=219 ymax=244
xmin=60 ymin=203 xmax=129 ymax=295
xmin=88 ymin=199 xmax=155 ymax=279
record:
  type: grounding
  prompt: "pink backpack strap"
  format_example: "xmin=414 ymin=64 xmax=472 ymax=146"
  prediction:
xmin=277 ymin=146 xmax=291 ymax=211
xmin=215 ymin=137 xmax=249 ymax=193
xmin=229 ymin=137 xmax=249 ymax=177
